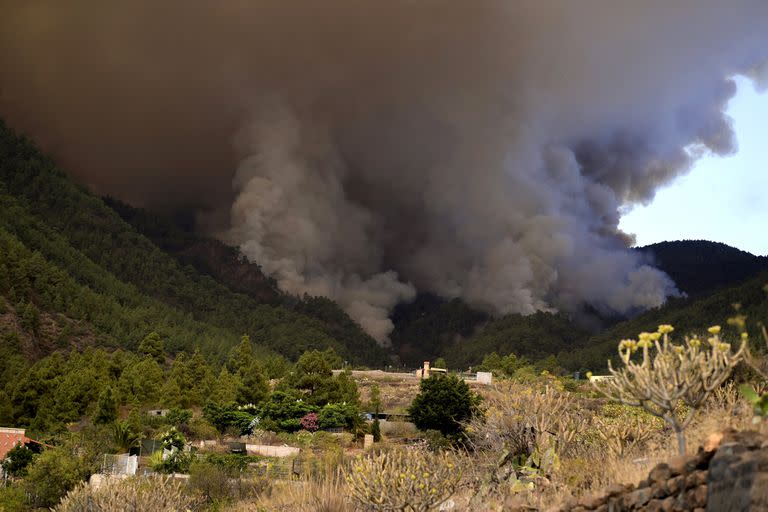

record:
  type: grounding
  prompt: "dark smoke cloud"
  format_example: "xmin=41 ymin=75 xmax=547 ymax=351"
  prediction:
xmin=2 ymin=1 xmax=767 ymax=342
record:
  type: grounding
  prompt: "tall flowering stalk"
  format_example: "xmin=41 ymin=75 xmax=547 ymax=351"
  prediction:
xmin=594 ymin=324 xmax=746 ymax=454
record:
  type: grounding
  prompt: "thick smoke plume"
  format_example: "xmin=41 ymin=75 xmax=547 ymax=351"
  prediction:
xmin=1 ymin=2 xmax=767 ymax=342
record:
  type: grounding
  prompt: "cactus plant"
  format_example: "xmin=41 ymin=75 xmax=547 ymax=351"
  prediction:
xmin=593 ymin=324 xmax=745 ymax=454
xmin=344 ymin=448 xmax=461 ymax=511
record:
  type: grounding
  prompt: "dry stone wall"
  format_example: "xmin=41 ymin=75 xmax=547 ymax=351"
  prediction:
xmin=559 ymin=430 xmax=768 ymax=512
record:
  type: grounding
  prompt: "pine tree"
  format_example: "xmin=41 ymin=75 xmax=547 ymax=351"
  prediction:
xmin=93 ymin=386 xmax=118 ymax=425
xmin=138 ymin=332 xmax=166 ymax=365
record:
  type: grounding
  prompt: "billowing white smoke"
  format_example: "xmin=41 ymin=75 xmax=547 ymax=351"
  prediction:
xmin=1 ymin=1 xmax=767 ymax=343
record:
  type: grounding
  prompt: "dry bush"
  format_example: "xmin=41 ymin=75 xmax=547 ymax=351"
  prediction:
xmin=463 ymin=382 xmax=594 ymax=509
xmin=344 ymin=448 xmax=461 ymax=512
xmin=470 ymin=382 xmax=592 ymax=459
xmin=188 ymin=461 xmax=269 ymax=504
xmin=380 ymin=420 xmax=418 ymax=437
xmin=591 ymin=416 xmax=654 ymax=458
xmin=239 ymin=473 xmax=352 ymax=512
xmin=54 ymin=476 xmax=204 ymax=512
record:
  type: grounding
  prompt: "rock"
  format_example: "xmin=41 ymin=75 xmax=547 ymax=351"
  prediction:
xmin=623 ymin=487 xmax=652 ymax=509
xmin=651 ymin=482 xmax=667 ymax=499
xmin=689 ymin=484 xmax=707 ymax=508
xmin=721 ymin=429 xmax=765 ymax=449
xmin=665 ymin=475 xmax=684 ymax=494
xmin=649 ymin=463 xmax=672 ymax=483
xmin=660 ymin=496 xmax=675 ymax=512
xmin=684 ymin=470 xmax=706 ymax=489
xmin=605 ymin=483 xmax=631 ymax=497
xmin=667 ymin=455 xmax=688 ymax=476
xmin=708 ymin=434 xmax=768 ymax=511
xmin=578 ymin=493 xmax=606 ymax=509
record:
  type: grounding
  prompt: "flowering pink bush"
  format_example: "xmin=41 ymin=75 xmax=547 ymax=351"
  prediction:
xmin=300 ymin=412 xmax=319 ymax=432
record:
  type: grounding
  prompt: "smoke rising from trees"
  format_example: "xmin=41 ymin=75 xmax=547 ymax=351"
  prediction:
xmin=2 ymin=1 xmax=766 ymax=342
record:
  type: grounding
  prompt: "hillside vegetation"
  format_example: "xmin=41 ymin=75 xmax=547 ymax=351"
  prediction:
xmin=637 ymin=240 xmax=768 ymax=297
xmin=559 ymin=271 xmax=768 ymax=371
xmin=0 ymin=120 xmax=388 ymax=365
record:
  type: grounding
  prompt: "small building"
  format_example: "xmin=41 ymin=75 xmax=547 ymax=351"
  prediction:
xmin=588 ymin=374 xmax=615 ymax=383
xmin=146 ymin=409 xmax=170 ymax=417
xmin=415 ymin=361 xmax=447 ymax=379
xmin=0 ymin=428 xmax=28 ymax=460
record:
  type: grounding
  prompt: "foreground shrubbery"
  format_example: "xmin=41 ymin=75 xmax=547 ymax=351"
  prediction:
xmin=54 ymin=476 xmax=203 ymax=512
xmin=345 ymin=449 xmax=462 ymax=512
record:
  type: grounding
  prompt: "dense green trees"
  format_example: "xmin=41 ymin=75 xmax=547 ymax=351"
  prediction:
xmin=408 ymin=374 xmax=482 ymax=438
xmin=0 ymin=119 xmax=390 ymax=366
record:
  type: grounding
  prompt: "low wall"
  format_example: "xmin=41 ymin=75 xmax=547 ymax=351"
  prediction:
xmin=245 ymin=444 xmax=301 ymax=458
xmin=559 ymin=429 xmax=768 ymax=512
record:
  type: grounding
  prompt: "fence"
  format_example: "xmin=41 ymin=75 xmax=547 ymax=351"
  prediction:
xmin=101 ymin=453 xmax=138 ymax=476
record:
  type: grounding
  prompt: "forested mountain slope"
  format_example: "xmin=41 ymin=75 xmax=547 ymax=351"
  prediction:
xmin=0 ymin=120 xmax=389 ymax=365
xmin=558 ymin=270 xmax=768 ymax=372
xmin=637 ymin=240 xmax=768 ymax=297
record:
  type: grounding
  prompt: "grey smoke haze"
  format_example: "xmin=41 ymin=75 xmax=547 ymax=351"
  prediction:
xmin=1 ymin=2 xmax=767 ymax=342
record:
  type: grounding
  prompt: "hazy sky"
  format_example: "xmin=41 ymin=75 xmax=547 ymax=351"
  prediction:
xmin=620 ymin=76 xmax=768 ymax=256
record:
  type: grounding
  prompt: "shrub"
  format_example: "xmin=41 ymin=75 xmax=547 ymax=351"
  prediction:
xmin=300 ymin=412 xmax=319 ymax=432
xmin=318 ymin=402 xmax=361 ymax=430
xmin=0 ymin=484 xmax=26 ymax=511
xmin=594 ymin=324 xmax=745 ymax=454
xmin=371 ymin=418 xmax=381 ymax=442
xmin=189 ymin=461 xmax=267 ymax=504
xmin=408 ymin=374 xmax=482 ymax=438
xmin=1 ymin=444 xmax=34 ymax=478
xmin=344 ymin=449 xmax=461 ymax=511
xmin=258 ymin=390 xmax=313 ymax=432
xmin=166 ymin=408 xmax=193 ymax=428
xmin=149 ymin=449 xmax=194 ymax=475
xmin=24 ymin=446 xmax=90 ymax=508
xmin=250 ymin=473 xmax=351 ymax=512
xmin=203 ymin=402 xmax=255 ymax=435
xmin=54 ymin=476 xmax=203 ymax=511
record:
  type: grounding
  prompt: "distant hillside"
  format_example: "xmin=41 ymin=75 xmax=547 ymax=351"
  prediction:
xmin=104 ymin=198 xmax=281 ymax=304
xmin=637 ymin=240 xmax=768 ymax=297
xmin=0 ymin=120 xmax=389 ymax=365
xmin=392 ymin=240 xmax=768 ymax=369
xmin=558 ymin=270 xmax=768 ymax=372
xmin=443 ymin=311 xmax=590 ymax=369
xmin=389 ymin=294 xmax=488 ymax=366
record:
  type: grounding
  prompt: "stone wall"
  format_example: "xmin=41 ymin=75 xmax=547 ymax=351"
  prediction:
xmin=559 ymin=430 xmax=768 ymax=512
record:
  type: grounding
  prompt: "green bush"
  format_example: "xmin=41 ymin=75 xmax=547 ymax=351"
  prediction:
xmin=257 ymin=391 xmax=313 ymax=432
xmin=408 ymin=374 xmax=482 ymax=438
xmin=318 ymin=402 xmax=360 ymax=430
xmin=1 ymin=444 xmax=34 ymax=478
xmin=203 ymin=402 xmax=255 ymax=435
xmin=24 ymin=446 xmax=90 ymax=509
xmin=0 ymin=484 xmax=26 ymax=511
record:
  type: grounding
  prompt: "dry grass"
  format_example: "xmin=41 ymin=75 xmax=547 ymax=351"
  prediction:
xmin=230 ymin=472 xmax=352 ymax=512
